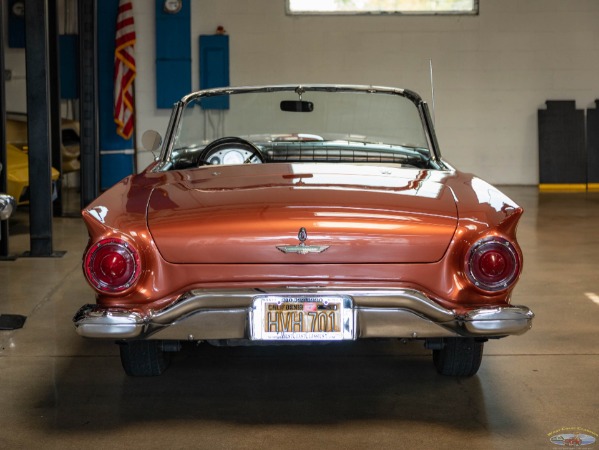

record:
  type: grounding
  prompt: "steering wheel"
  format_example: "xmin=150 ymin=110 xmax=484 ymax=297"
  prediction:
xmin=196 ymin=136 xmax=265 ymax=166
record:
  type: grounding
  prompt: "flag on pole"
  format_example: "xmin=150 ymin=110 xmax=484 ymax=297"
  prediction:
xmin=114 ymin=0 xmax=136 ymax=140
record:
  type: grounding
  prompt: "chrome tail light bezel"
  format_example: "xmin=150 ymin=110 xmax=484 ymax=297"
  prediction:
xmin=84 ymin=237 xmax=142 ymax=293
xmin=465 ymin=237 xmax=521 ymax=292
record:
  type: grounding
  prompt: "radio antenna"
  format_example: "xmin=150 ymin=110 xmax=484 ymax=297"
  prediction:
xmin=429 ymin=59 xmax=436 ymax=124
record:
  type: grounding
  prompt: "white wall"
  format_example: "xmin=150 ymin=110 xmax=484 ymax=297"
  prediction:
xmin=5 ymin=0 xmax=599 ymax=184
xmin=4 ymin=42 xmax=26 ymax=113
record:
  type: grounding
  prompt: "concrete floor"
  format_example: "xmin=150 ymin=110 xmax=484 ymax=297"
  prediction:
xmin=0 ymin=186 xmax=598 ymax=449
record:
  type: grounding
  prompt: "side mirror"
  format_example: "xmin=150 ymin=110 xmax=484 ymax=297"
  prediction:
xmin=141 ymin=130 xmax=162 ymax=152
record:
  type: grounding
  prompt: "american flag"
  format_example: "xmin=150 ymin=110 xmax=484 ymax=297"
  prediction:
xmin=114 ymin=0 xmax=136 ymax=140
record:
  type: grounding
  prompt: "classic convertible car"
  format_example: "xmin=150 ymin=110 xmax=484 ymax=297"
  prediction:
xmin=74 ymin=85 xmax=533 ymax=377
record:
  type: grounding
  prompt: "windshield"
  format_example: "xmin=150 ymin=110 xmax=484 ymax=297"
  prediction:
xmin=159 ymin=86 xmax=440 ymax=171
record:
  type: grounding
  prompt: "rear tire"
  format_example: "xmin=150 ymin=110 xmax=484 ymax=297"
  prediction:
xmin=119 ymin=340 xmax=172 ymax=377
xmin=433 ymin=338 xmax=484 ymax=377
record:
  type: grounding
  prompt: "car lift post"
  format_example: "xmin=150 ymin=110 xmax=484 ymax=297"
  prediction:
xmin=78 ymin=0 xmax=100 ymax=207
xmin=24 ymin=0 xmax=64 ymax=257
xmin=0 ymin=2 xmax=27 ymax=328
xmin=0 ymin=2 xmax=13 ymax=260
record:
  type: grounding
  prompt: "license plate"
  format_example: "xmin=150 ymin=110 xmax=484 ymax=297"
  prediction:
xmin=251 ymin=295 xmax=354 ymax=340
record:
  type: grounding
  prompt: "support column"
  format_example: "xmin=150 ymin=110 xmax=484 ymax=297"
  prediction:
xmin=24 ymin=0 xmax=63 ymax=257
xmin=79 ymin=0 xmax=100 ymax=207
xmin=0 ymin=2 xmax=11 ymax=258
xmin=48 ymin=0 xmax=63 ymax=216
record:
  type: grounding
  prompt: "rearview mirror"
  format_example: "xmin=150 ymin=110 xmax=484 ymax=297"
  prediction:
xmin=141 ymin=130 xmax=162 ymax=152
xmin=280 ymin=100 xmax=314 ymax=112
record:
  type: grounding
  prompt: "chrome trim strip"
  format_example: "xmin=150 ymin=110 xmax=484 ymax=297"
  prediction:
xmin=179 ymin=85 xmax=417 ymax=106
xmin=276 ymin=244 xmax=330 ymax=254
xmin=419 ymin=102 xmax=443 ymax=163
xmin=73 ymin=289 xmax=534 ymax=340
xmin=155 ymin=100 xmax=186 ymax=169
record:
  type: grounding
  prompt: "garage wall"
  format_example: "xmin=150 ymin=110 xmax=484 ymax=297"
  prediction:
xmin=133 ymin=0 xmax=599 ymax=184
xmin=4 ymin=1 xmax=599 ymax=185
xmin=3 ymin=45 xmax=26 ymax=114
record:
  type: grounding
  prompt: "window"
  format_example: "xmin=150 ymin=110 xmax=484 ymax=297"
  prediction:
xmin=287 ymin=0 xmax=478 ymax=15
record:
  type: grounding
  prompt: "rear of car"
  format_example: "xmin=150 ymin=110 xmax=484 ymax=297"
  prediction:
xmin=74 ymin=85 xmax=533 ymax=377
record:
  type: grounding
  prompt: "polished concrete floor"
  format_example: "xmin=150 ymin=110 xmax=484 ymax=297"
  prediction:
xmin=0 ymin=186 xmax=598 ymax=449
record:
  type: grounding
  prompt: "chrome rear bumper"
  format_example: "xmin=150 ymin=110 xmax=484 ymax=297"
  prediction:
xmin=73 ymin=288 xmax=533 ymax=340
xmin=0 ymin=193 xmax=16 ymax=221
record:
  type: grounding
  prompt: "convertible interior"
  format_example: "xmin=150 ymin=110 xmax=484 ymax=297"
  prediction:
xmin=157 ymin=87 xmax=445 ymax=172
xmin=168 ymin=136 xmax=437 ymax=171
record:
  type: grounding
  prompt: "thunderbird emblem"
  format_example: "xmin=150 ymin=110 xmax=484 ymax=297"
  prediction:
xmin=277 ymin=227 xmax=329 ymax=254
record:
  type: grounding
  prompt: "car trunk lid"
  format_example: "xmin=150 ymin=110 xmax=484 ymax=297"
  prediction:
xmin=147 ymin=164 xmax=457 ymax=264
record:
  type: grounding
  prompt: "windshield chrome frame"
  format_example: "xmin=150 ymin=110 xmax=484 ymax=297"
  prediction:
xmin=153 ymin=84 xmax=443 ymax=172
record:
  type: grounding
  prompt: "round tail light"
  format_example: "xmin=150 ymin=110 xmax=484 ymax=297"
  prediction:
xmin=466 ymin=237 xmax=520 ymax=292
xmin=84 ymin=238 xmax=141 ymax=293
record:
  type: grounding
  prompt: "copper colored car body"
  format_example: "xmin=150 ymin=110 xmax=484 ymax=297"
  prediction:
xmin=74 ymin=85 xmax=533 ymax=377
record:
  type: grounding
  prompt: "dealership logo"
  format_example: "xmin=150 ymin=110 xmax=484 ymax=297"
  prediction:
xmin=548 ymin=428 xmax=597 ymax=447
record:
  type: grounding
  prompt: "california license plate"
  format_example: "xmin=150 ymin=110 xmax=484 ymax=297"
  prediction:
xmin=251 ymin=295 xmax=354 ymax=340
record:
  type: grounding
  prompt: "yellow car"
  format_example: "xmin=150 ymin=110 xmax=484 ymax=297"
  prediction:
xmin=7 ymin=115 xmax=81 ymax=174
xmin=6 ymin=143 xmax=60 ymax=205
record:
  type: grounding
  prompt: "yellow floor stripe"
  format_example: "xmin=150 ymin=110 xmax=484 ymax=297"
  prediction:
xmin=588 ymin=183 xmax=599 ymax=192
xmin=538 ymin=184 xmax=587 ymax=192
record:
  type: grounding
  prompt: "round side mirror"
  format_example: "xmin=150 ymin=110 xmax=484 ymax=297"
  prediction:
xmin=141 ymin=130 xmax=162 ymax=152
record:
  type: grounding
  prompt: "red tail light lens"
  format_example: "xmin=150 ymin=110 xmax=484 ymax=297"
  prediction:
xmin=466 ymin=237 xmax=520 ymax=292
xmin=84 ymin=238 xmax=141 ymax=293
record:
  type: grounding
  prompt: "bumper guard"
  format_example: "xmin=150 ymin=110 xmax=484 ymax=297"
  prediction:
xmin=73 ymin=288 xmax=534 ymax=340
